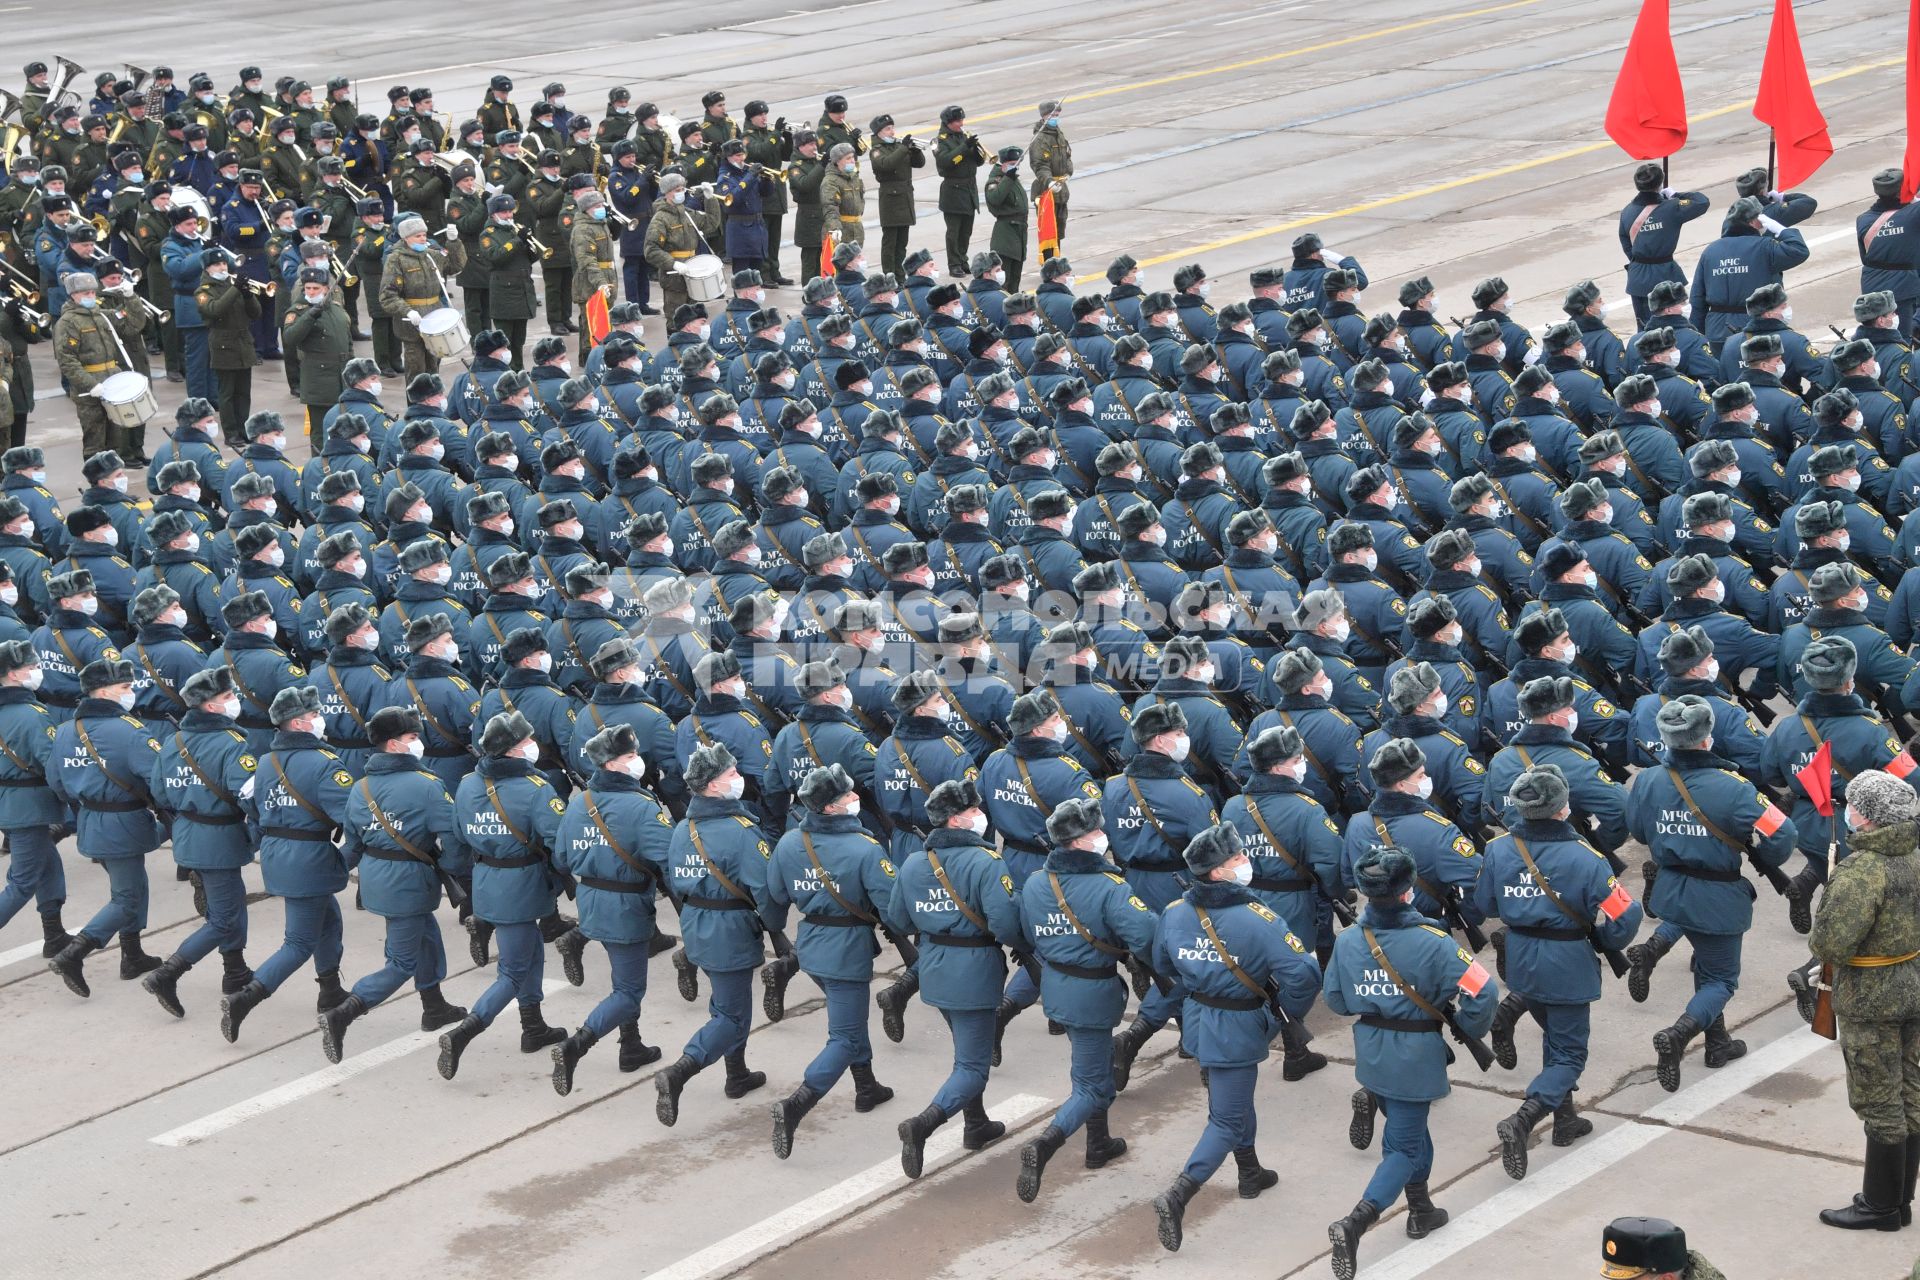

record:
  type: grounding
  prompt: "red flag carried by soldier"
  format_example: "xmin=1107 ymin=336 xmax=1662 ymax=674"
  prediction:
xmin=1605 ymin=0 xmax=1688 ymax=159
xmin=1796 ymin=739 xmax=1835 ymax=817
xmin=821 ymin=233 xmax=835 ymax=280
xmin=1754 ymin=0 xmax=1832 ymax=189
xmin=1036 ymin=187 xmax=1059 ymax=264
xmin=584 ymin=288 xmax=611 ymax=343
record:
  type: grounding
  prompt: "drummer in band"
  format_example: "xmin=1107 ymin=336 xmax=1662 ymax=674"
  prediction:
xmin=52 ymin=270 xmax=152 ymax=462
xmin=382 ymin=215 xmax=456 ymax=382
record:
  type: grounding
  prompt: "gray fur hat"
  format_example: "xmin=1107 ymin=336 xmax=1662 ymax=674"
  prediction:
xmin=1369 ymin=737 xmax=1426 ymax=788
xmin=1354 ymin=844 xmax=1415 ymax=899
xmin=1655 ymin=693 xmax=1714 ymax=748
xmin=1799 ymin=634 xmax=1858 ymax=692
xmin=1009 ymin=688 xmax=1062 ymax=737
xmin=1046 ymin=796 xmax=1103 ymax=846
xmin=685 ymin=743 xmax=737 ymax=794
xmin=925 ymin=778 xmax=982 ymax=827
xmin=1387 ymin=661 xmax=1442 ymax=715
xmin=797 ymin=762 xmax=856 ymax=813
xmin=1181 ymin=822 xmax=1243 ymax=878
xmin=269 ymin=684 xmax=323 ymax=726
xmin=479 ymin=710 xmax=536 ymax=758
xmin=1658 ymin=624 xmax=1714 ymax=677
xmin=1508 ymin=763 xmax=1570 ymax=820
xmin=1846 ymin=769 xmax=1920 ymax=827
xmin=1248 ymin=724 xmax=1305 ymax=773
xmin=1809 ymin=561 xmax=1865 ymax=605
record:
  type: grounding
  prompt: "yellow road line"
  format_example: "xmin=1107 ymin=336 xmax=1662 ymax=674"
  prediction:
xmin=1082 ymin=55 xmax=1903 ymax=280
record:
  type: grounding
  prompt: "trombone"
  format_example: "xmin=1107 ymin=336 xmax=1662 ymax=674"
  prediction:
xmin=237 ymin=277 xmax=276 ymax=299
xmin=328 ymin=248 xmax=359 ymax=288
xmin=0 ymin=258 xmax=41 ymax=303
xmin=526 ymin=232 xmax=553 ymax=260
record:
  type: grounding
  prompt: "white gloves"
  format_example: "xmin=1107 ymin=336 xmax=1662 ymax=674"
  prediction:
xmin=1758 ymin=215 xmax=1785 ymax=235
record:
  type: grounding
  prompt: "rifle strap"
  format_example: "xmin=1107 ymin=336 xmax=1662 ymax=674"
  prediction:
xmin=358 ymin=779 xmax=436 ymax=865
xmin=270 ymin=753 xmax=334 ymax=829
xmin=643 ymin=633 xmax=700 ymax=703
xmin=925 ymin=847 xmax=992 ymax=934
xmin=1360 ymin=925 xmax=1448 ymax=1023
xmin=1276 ymin=709 xmax=1336 ymax=792
xmin=1047 ymin=870 xmax=1128 ymax=958
xmin=73 ymin=717 xmax=145 ymax=799
xmin=1125 ymin=773 xmax=1177 ymax=847
xmin=800 ymin=829 xmax=878 ymax=923
xmin=1797 ymin=713 xmax=1859 ymax=783
xmin=481 ymin=773 xmax=536 ymax=848
xmin=1509 ymin=833 xmax=1589 ymax=933
xmin=405 ymin=676 xmax=467 ymax=752
xmin=584 ymin=790 xmax=657 ymax=886
xmin=939 ymin=676 xmax=999 ymax=747
xmin=1245 ymin=796 xmax=1311 ymax=880
xmin=1483 ymin=475 xmax=1548 ymax=541
xmin=327 ymin=665 xmax=376 ymax=737
xmin=224 ymin=651 xmax=275 ymax=717
xmin=1665 ymin=767 xmax=1749 ymax=852
xmin=1013 ymin=755 xmax=1059 ymax=821
xmin=1194 ymin=900 xmax=1269 ymax=1001
xmin=174 ymin=731 xmax=240 ymax=811
xmin=688 ymin=819 xmax=754 ymax=903
xmin=136 ymin=647 xmax=187 ymax=708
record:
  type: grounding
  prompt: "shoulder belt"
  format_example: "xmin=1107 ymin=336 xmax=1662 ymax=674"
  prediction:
xmin=1797 ymin=712 xmax=1859 ymax=783
xmin=481 ymin=773 xmax=540 ymax=851
xmin=1246 ymin=795 xmax=1313 ymax=881
xmin=687 ymin=818 xmax=753 ymax=903
xmin=584 ymin=789 xmax=663 ymax=889
xmin=925 ymin=846 xmax=992 ymax=935
xmin=174 ymin=731 xmax=240 ymax=811
xmin=1665 ymin=766 xmax=1749 ymax=852
xmin=73 ymin=717 xmax=148 ymax=800
xmin=270 ymin=752 xmax=338 ymax=834
xmin=327 ymin=664 xmax=376 ymax=736
xmin=1194 ymin=900 xmax=1270 ymax=1001
xmin=357 ymin=778 xmax=436 ymax=864
xmin=135 ymin=646 xmax=188 ymax=708
xmin=1047 ymin=870 xmax=1127 ymax=957
xmin=1360 ymin=924 xmax=1448 ymax=1022
xmin=1509 ymin=832 xmax=1592 ymax=934
xmin=223 ymin=650 xmax=275 ymax=717
xmin=800 ymin=828 xmax=878 ymax=922
xmin=405 ymin=676 xmax=471 ymax=754
xmin=1125 ymin=772 xmax=1179 ymax=848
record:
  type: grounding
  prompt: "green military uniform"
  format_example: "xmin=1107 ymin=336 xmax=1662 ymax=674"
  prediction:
xmin=1810 ymin=816 xmax=1920 ymax=1149
xmin=934 ymin=128 xmax=990 ymax=278
xmin=570 ymin=208 xmax=618 ymax=359
xmin=43 ymin=132 xmax=88 ymax=185
xmin=869 ymin=135 xmax=925 ymax=281
xmin=816 ymin=116 xmax=866 ymax=161
xmin=562 ymin=140 xmax=600 ymax=186
xmin=632 ymin=124 xmax=673 ymax=173
xmin=350 ymin=217 xmax=398 ymax=374
xmin=19 ymin=86 xmax=48 ymax=136
xmin=227 ymin=125 xmax=263 ymax=167
xmin=819 ymin=156 xmax=866 ymax=250
xmin=282 ymin=294 xmax=352 ymax=448
xmin=100 ymin=283 xmax=150 ymax=380
xmin=698 ymin=113 xmax=739 ymax=153
xmin=0 ymin=303 xmax=35 ymax=449
xmin=189 ymin=107 xmax=230 ymax=152
xmin=0 ymin=336 xmax=13 ymax=441
xmin=1028 ymin=115 xmax=1073 ymax=257
xmin=146 ymin=132 xmax=186 ymax=183
xmin=0 ymin=181 xmax=34 ymax=265
xmin=448 ymin=187 xmax=490 ymax=338
xmin=262 ymin=143 xmax=305 ymax=204
xmin=484 ymin=152 xmax=536 ymax=226
xmin=985 ymin=163 xmax=1029 ymax=291
xmin=680 ymin=148 xmax=718 ymax=189
xmin=119 ymin=115 xmax=161 ymax=169
xmin=53 ymin=298 xmax=144 ymax=457
xmin=132 ymin=200 xmax=180 ymax=379
xmin=309 ymin=179 xmax=361 ymax=325
xmin=198 ymin=273 xmax=261 ymax=444
xmin=527 ymin=124 xmax=565 ymax=159
xmin=396 ymin=161 xmax=449 ymax=235
xmin=528 ymin=173 xmax=572 ymax=334
xmin=742 ymin=122 xmax=792 ymax=282
xmin=380 ymin=243 xmax=451 ymax=382
xmin=596 ymin=110 xmax=635 ymax=147
xmin=479 ymin=218 xmax=541 ymax=367
xmin=789 ymin=153 xmax=827 ymax=285
xmin=642 ymin=196 xmax=722 ymax=324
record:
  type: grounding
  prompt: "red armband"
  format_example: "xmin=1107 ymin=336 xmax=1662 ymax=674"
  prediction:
xmin=1457 ymin=960 xmax=1490 ymax=996
xmin=1600 ymin=881 xmax=1634 ymax=921
xmin=1754 ymin=803 xmax=1787 ymax=837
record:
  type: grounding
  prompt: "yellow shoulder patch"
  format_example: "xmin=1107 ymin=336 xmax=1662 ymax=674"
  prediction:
xmin=1418 ymin=924 xmax=1449 ymax=938
xmin=1247 ymin=902 xmax=1278 ymax=922
xmin=549 ymin=796 xmax=566 ymax=814
xmin=239 ymin=753 xmax=257 ymax=771
xmin=332 ymin=769 xmax=354 ymax=787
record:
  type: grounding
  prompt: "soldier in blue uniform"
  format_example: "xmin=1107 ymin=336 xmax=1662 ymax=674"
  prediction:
xmin=219 ymin=686 xmax=356 ymax=1042
xmin=1311 ymin=525 xmax=1405 ymax=686
xmin=885 ymin=778 xmax=1026 ymax=1176
xmin=981 ymin=688 xmax=1105 ymax=887
xmin=1509 ymin=545 xmax=1641 ymax=707
xmin=926 ymin=484 xmax=1005 ymax=597
xmin=318 ymin=706 xmax=471 ymax=1062
xmin=226 ymin=411 xmax=304 ymax=523
xmin=546 ymin=562 xmax=627 ymax=696
xmin=0 ymin=498 xmax=57 ymax=629
xmin=1646 ymin=488 xmax=1775 ymax=627
xmin=1359 ymin=664 xmax=1487 ymax=824
xmin=56 ymin=507 xmax=136 ymax=640
xmin=1779 ymin=564 xmax=1914 ymax=709
xmin=1474 ymin=766 xmax=1641 ymax=1177
xmin=140 ymin=665 xmax=261 ymax=1021
xmin=2 ymin=448 xmax=70 ymax=562
xmin=1717 ymin=281 xmax=1826 ymax=397
xmin=1033 ymin=622 xmax=1134 ymax=776
xmin=1689 ymin=196 xmax=1811 ymax=348
xmin=1104 ymin=700 xmax=1220 ymax=909
xmin=211 ymin=589 xmax=307 ymax=753
xmin=436 ymin=711 xmax=573 ymax=1079
xmin=1323 ymin=844 xmax=1499 ymax=1280
xmin=123 ymin=586 xmax=210 ymax=722
xmin=44 ymin=658 xmax=169 ymax=996
xmin=0 ymin=642 xmax=72 ymax=957
xmin=1395 ymin=276 xmax=1455 ymax=371
xmin=1134 ymin=636 xmax=1243 ymax=797
xmin=1201 ymin=509 xmax=1302 ymax=658
xmin=1628 ymin=624 xmax=1768 ymax=773
xmin=1384 ymin=597 xmax=1483 ymax=749
xmin=1619 ymin=163 xmax=1711 ymax=325
xmin=221 ymin=522 xmax=303 ymax=651
xmin=1344 ymin=736 xmax=1484 ymax=937
xmin=296 ymin=475 xmax=378 ymax=598
xmin=1423 ymin=365 xmax=1487 ymax=476
xmin=1782 ymin=441 xmax=1899 ymax=572
xmin=1406 ymin=527 xmax=1508 ymax=679
xmin=1010 ymin=487 xmax=1089 ymax=600
xmin=314 ymin=603 xmax=394 ymax=778
xmin=676 ymin=650 xmax=782 ymax=828
xmin=767 ymin=657 xmax=879 ymax=829
xmin=302 ymin=418 xmax=380 ymax=525
xmin=396 ymin=614 xmax=482 ymax=795
xmin=32 ymin=570 xmax=124 ymax=723
xmin=473 ymin=627 xmax=578 ymax=782
xmin=78 ymin=451 xmax=153 ymax=554
xmin=1148 ymin=823 xmax=1322 ymax=1252
xmin=1637 ymin=554 xmax=1779 ymax=705
xmin=875 ymin=671 xmax=981 ymax=857
xmin=377 ymin=539 xmax=476 ymax=675
xmin=147 ymin=399 xmax=232 ymax=502
xmin=1110 ymin=500 xmax=1191 ymax=618
xmin=1487 ymin=675 xmax=1629 ymax=854
xmin=1629 ymin=696 xmax=1799 ymax=1091
xmin=1243 ymin=638 xmax=1367 ymax=816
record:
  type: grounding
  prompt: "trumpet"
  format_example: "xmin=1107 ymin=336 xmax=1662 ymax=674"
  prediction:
xmin=605 ymin=206 xmax=634 ymax=230
xmin=238 ymin=277 xmax=276 ymax=299
xmin=328 ymin=249 xmax=359 ymax=289
xmin=341 ymin=175 xmax=371 ymax=202
xmin=527 ymin=232 xmax=552 ymax=260
xmin=0 ymin=258 xmax=41 ymax=302
xmin=8 ymin=296 xmax=50 ymax=330
xmin=124 ymin=290 xmax=170 ymax=324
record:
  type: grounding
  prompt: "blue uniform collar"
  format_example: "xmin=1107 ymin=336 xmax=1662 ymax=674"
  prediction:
xmin=1246 ymin=773 xmax=1308 ymax=796
xmin=366 ymin=752 xmax=422 ymax=774
xmin=327 ymin=646 xmax=382 ymax=667
xmin=1045 ymin=845 xmax=1117 ymax=875
xmin=1357 ymin=899 xmax=1430 ymax=930
xmin=687 ymin=795 xmax=751 ymax=819
xmin=1664 ymin=746 xmax=1736 ymax=771
xmin=927 ymin=827 xmax=990 ymax=851
xmin=1510 ymin=817 xmax=1580 ymax=841
xmin=1799 ymin=690 xmax=1872 ymax=718
xmin=479 ymin=755 xmax=539 ymax=778
xmin=1372 ymin=788 xmax=1442 ymax=817
xmin=1513 ymin=723 xmax=1578 ymax=747
xmin=406 ymin=655 xmax=460 ymax=679
xmin=180 ymin=709 xmax=235 ymax=731
xmin=1125 ymin=751 xmax=1184 ymax=778
xmin=799 ymin=810 xmax=864 ymax=833
xmin=589 ymin=768 xmax=644 ymax=793
xmin=270 ymin=729 xmax=328 ymax=751
xmin=136 ymin=623 xmax=188 ymax=644
xmin=1385 ymin=713 xmax=1445 ymax=738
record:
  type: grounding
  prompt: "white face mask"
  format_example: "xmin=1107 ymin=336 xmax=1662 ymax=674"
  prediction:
xmin=1413 ymin=775 xmax=1434 ymax=799
xmin=0 ymin=584 xmax=14 ymax=606
xmin=76 ymin=597 xmax=100 ymax=616
xmin=1359 ymin=550 xmax=1378 ymax=572
xmin=1226 ymin=861 xmax=1253 ymax=887
xmin=1166 ymin=733 xmax=1192 ymax=762
xmin=344 ymin=494 xmax=366 ymax=513
xmin=100 ymin=527 xmax=120 ymax=547
xmin=22 ymin=668 xmax=44 ymax=690
xmin=721 ymin=775 xmax=747 ymax=800
xmin=1086 ymin=831 xmax=1109 ymax=856
xmin=264 ymin=545 xmax=285 ymax=568
xmin=1833 ymin=532 xmax=1852 ymax=552
xmin=401 ymin=739 xmax=425 ymax=759
xmin=1701 ymin=657 xmax=1721 ymax=683
xmin=108 ymin=475 xmax=129 ymax=493
xmin=426 ymin=563 xmax=454 ymax=586
xmin=1041 ymin=720 xmax=1070 ymax=744
xmin=963 ymin=812 xmax=989 ymax=836
xmin=841 ymin=797 xmax=861 ymax=816
xmin=1327 ymin=619 xmax=1350 ymax=644
xmin=531 ymin=652 xmax=553 ymax=673
xmin=1278 ymin=758 xmax=1307 ymax=783
xmin=1429 ymin=694 xmax=1449 ymax=719
xmin=1145 ymin=526 xmax=1168 ymax=547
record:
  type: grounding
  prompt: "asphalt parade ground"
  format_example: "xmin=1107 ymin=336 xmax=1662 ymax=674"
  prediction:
xmin=5 ymin=0 xmax=1920 ymax=1275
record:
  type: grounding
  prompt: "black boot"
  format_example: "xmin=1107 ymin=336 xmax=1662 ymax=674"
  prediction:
xmin=1786 ymin=863 xmax=1821 ymax=934
xmin=991 ymin=997 xmax=1022 ymax=1068
xmin=1153 ymin=1173 xmax=1202 ymax=1252
xmin=1084 ymin=1109 xmax=1127 ymax=1169
xmin=220 ymin=949 xmax=253 ymax=995
xmin=1703 ymin=1014 xmax=1747 ymax=1068
xmin=1016 ymin=1125 xmax=1066 ymax=1202
xmin=1640 ymin=858 xmax=1660 ymax=917
xmin=189 ymin=869 xmax=207 ymax=918
xmin=1788 ymin=963 xmax=1821 ymax=1026
xmin=39 ymin=909 xmax=72 ymax=959
xmin=1404 ymin=1180 xmax=1448 ymax=1238
xmin=118 ymin=930 xmax=163 ymax=979
xmin=537 ymin=910 xmax=576 ymax=944
xmin=655 ymin=1054 xmax=703 ymax=1126
xmin=314 ymin=969 xmax=347 ymax=1012
xmin=551 ymin=1027 xmax=599 ymax=1096
xmin=771 ymin=1084 xmax=822 ymax=1159
xmin=618 ymin=1019 xmax=662 ymax=1072
xmin=516 ymin=1002 xmax=566 ymax=1052
xmin=1234 ymin=1146 xmax=1278 ymax=1199
xmin=553 ymin=928 xmax=588 ymax=987
xmin=1653 ymin=1013 xmax=1702 ymax=1093
xmin=1490 ymin=993 xmax=1527 ymax=1071
xmin=1328 ymin=1199 xmax=1383 ymax=1279
xmin=898 ymin=1103 xmax=947 ymax=1178
xmin=1552 ymin=1098 xmax=1593 ymax=1147
xmin=48 ymin=935 xmax=100 ymax=997
xmin=221 ymin=980 xmax=270 ymax=1043
xmin=723 ymin=1050 xmax=766 ymax=1098
xmin=876 ymin=970 xmax=917 ymax=1043
xmin=1627 ymin=929 xmax=1676 ymax=1004
xmin=760 ymin=953 xmax=796 ymax=1022
xmin=142 ymin=955 xmax=192 ymax=1019
xmin=437 ymin=1014 xmax=487 ymax=1080
xmin=673 ymin=947 xmax=699 ymax=1001
xmin=1489 ymin=927 xmax=1508 ymax=981
xmin=648 ymin=929 xmax=678 ymax=957
xmin=961 ymin=1095 xmax=1004 ymax=1150
xmin=851 ymin=1060 xmax=894 ymax=1112
xmin=1349 ymin=1087 xmax=1378 ymax=1150
xmin=1820 ymin=1138 xmax=1907 ymax=1230
xmin=418 ymin=984 xmax=468 ymax=1032
xmin=1279 ymin=1018 xmax=1327 ymax=1081
xmin=1497 ymin=1096 xmax=1551 ymax=1179
xmin=1111 ymin=1016 xmax=1154 ymax=1091
xmin=1903 ymin=1133 xmax=1920 ymax=1227
xmin=319 ymin=994 xmax=369 ymax=1063
xmin=465 ymin=915 xmax=494 ymax=966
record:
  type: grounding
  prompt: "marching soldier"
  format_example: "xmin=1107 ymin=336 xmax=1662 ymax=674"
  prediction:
xmin=1690 ymin=196 xmax=1810 ymax=349
xmin=0 ymin=641 xmax=72 ymax=958
xmin=53 ymin=270 xmax=142 ymax=459
xmin=211 ymin=588 xmax=306 ymax=753
xmin=32 ymin=569 xmax=122 ymax=721
xmin=867 ymin=116 xmax=924 ymax=281
xmin=381 ymin=215 xmax=450 ymax=382
xmin=123 ymin=584 xmax=208 ymax=719
xmin=569 ymin=191 xmax=617 ymax=359
xmin=44 ymin=657 xmax=169 ymax=996
xmin=284 ymin=266 xmax=353 ymax=450
xmin=1484 ymin=676 xmax=1629 ymax=859
xmin=644 ymin=174 xmax=723 ymax=326
xmin=1619 ymin=163 xmax=1712 ymax=326
xmin=197 ymin=248 xmax=262 ymax=450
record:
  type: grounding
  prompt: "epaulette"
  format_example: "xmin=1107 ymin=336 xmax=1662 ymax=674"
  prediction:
xmin=1418 ymin=924 xmax=1450 ymax=938
xmin=1181 ymin=777 xmax=1205 ymax=797
xmin=943 ymin=736 xmax=965 ymax=754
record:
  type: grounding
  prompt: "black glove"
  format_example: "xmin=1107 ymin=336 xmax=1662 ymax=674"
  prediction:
xmin=773 ymin=116 xmax=786 ymax=133
xmin=850 ymin=126 xmax=864 ymax=142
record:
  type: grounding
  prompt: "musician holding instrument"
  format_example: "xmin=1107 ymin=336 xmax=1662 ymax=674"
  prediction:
xmin=478 ymin=193 xmax=539 ymax=369
xmin=216 ymin=167 xmax=279 ymax=360
xmin=381 ymin=215 xmax=450 ymax=381
xmin=52 ymin=270 xmax=142 ymax=458
xmin=606 ymin=140 xmax=658 ymax=314
xmin=197 ymin=247 xmax=260 ymax=445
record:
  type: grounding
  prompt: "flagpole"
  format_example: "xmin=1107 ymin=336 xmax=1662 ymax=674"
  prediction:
xmin=1662 ymin=156 xmax=1670 ymax=186
xmin=1768 ymin=129 xmax=1776 ymax=193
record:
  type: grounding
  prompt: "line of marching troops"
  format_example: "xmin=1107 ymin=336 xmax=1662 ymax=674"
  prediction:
xmin=8 ymin=136 xmax=1920 ymax=1272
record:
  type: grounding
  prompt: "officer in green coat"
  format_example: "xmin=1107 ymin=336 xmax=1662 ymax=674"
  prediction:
xmin=446 ymin=166 xmax=491 ymax=337
xmin=197 ymin=248 xmax=262 ymax=446
xmin=1028 ymin=100 xmax=1074 ymax=257
xmin=985 ymin=148 xmax=1029 ymax=292
xmin=819 ymin=143 xmax=866 ymax=252
xmin=282 ymin=265 xmax=352 ymax=449
xmin=479 ymin=193 xmax=541 ymax=368
xmin=867 ymin=115 xmax=925 ymax=281
xmin=788 ymin=131 xmax=827 ymax=286
xmin=1809 ymin=768 xmax=1920 ymax=1232
xmin=933 ymin=107 xmax=990 ymax=279
xmin=742 ymin=102 xmax=794 ymax=286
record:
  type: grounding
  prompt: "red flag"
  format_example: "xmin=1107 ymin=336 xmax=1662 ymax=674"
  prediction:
xmin=820 ymin=233 xmax=835 ymax=281
xmin=1605 ymin=0 xmax=1689 ymax=160
xmin=1797 ymin=740 xmax=1835 ymax=817
xmin=1035 ymin=188 xmax=1059 ymax=264
xmin=584 ymin=289 xmax=611 ymax=344
xmin=1906 ymin=0 xmax=1920 ymax=200
xmin=1754 ymin=0 xmax=1832 ymax=189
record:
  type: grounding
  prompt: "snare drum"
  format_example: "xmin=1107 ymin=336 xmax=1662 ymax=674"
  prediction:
xmin=94 ymin=371 xmax=158 ymax=427
xmin=417 ymin=307 xmax=470 ymax=360
xmin=678 ymin=254 xmax=726 ymax=303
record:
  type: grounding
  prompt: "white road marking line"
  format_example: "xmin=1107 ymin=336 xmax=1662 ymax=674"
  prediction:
xmin=1567 ymin=223 xmax=1856 ymax=323
xmin=956 ymin=56 xmax=1059 ymax=79
xmin=647 ymin=1092 xmax=1054 ymax=1280
xmin=149 ymin=979 xmax=565 ymax=1148
xmin=0 ymin=939 xmax=48 ymax=969
xmin=1358 ymin=1030 xmax=1830 ymax=1279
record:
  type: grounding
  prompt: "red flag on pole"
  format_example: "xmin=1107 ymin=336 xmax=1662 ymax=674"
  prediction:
xmin=584 ymin=289 xmax=611 ymax=343
xmin=1754 ymin=0 xmax=1832 ymax=189
xmin=1605 ymin=0 xmax=1689 ymax=160
xmin=1796 ymin=739 xmax=1835 ymax=817
xmin=821 ymin=233 xmax=836 ymax=281
xmin=1905 ymin=0 xmax=1920 ymax=200
xmin=1035 ymin=188 xmax=1059 ymax=264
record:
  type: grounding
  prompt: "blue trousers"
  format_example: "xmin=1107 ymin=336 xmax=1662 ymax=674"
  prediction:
xmin=930 ymin=1007 xmax=995 ymax=1116
xmin=1004 ymin=965 xmax=1039 ymax=1009
xmin=180 ymin=326 xmax=214 ymax=401
xmin=472 ymin=920 xmax=545 ymax=1025
xmin=1051 ymin=1025 xmax=1118 ymax=1137
xmin=1363 ymin=1098 xmax=1434 ymax=1207
xmin=253 ymin=895 xmax=344 ymax=992
xmin=1139 ymin=982 xmax=1182 ymax=1032
xmin=583 ymin=939 xmax=649 ymax=1037
xmin=1650 ymin=919 xmax=1682 ymax=948
xmin=801 ymin=975 xmax=873 ymax=1095
xmin=685 ymin=966 xmax=754 ymax=1066
xmin=78 ymin=856 xmax=149 ymax=944
xmin=349 ymin=912 xmax=447 ymax=1006
xmin=1181 ymin=1062 xmax=1258 ymax=1184
xmin=0 ymin=825 xmax=64 ymax=927
xmin=621 ymin=253 xmax=652 ymax=309
xmin=174 ymin=867 xmax=249 ymax=964
xmin=1524 ymin=1002 xmax=1591 ymax=1108
xmin=1683 ymin=929 xmax=1742 ymax=1026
